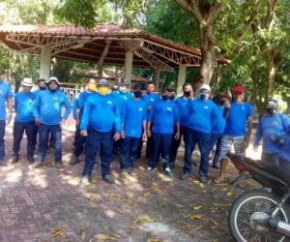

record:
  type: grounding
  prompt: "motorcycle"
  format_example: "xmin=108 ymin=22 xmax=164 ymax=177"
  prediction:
xmin=227 ymin=154 xmax=290 ymax=242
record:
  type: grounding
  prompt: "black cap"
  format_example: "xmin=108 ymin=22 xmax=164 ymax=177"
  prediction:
xmin=133 ymin=83 xmax=145 ymax=90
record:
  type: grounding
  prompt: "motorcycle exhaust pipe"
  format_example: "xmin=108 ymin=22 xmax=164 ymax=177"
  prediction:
xmin=269 ymin=218 xmax=290 ymax=237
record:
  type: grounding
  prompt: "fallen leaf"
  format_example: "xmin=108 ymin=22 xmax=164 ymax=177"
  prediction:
xmin=93 ymin=233 xmax=119 ymax=241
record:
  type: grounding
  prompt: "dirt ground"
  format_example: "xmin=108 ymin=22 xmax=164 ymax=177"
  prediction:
xmin=0 ymin=121 xmax=261 ymax=242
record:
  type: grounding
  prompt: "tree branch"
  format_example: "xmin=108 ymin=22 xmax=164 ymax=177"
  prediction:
xmin=232 ymin=0 xmax=265 ymax=53
xmin=207 ymin=4 xmax=224 ymax=25
xmin=174 ymin=0 xmax=203 ymax=23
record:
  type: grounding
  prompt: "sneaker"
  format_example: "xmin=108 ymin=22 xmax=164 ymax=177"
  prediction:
xmin=27 ymin=155 xmax=35 ymax=163
xmin=146 ymin=167 xmax=156 ymax=175
xmin=128 ymin=167 xmax=136 ymax=176
xmin=69 ymin=155 xmax=80 ymax=166
xmin=120 ymin=169 xmax=127 ymax=178
xmin=180 ymin=173 xmax=190 ymax=180
xmin=200 ymin=176 xmax=207 ymax=183
xmin=0 ymin=159 xmax=7 ymax=167
xmin=103 ymin=174 xmax=115 ymax=184
xmin=32 ymin=161 xmax=42 ymax=168
xmin=55 ymin=162 xmax=63 ymax=169
xmin=11 ymin=156 xmax=19 ymax=164
xmin=164 ymin=167 xmax=173 ymax=176
xmin=212 ymin=163 xmax=220 ymax=169
xmin=81 ymin=176 xmax=91 ymax=185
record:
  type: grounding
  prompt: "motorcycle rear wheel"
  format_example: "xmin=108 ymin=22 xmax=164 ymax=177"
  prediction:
xmin=228 ymin=190 xmax=288 ymax=242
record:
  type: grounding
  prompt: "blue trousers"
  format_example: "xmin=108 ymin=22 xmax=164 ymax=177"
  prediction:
xmin=82 ymin=127 xmax=113 ymax=177
xmin=183 ymin=128 xmax=211 ymax=177
xmin=119 ymin=136 xmax=140 ymax=170
xmin=209 ymin=133 xmax=223 ymax=166
xmin=13 ymin=121 xmax=36 ymax=156
xmin=37 ymin=123 xmax=62 ymax=163
xmin=148 ymin=132 xmax=172 ymax=169
xmin=170 ymin=126 xmax=185 ymax=165
xmin=73 ymin=124 xmax=86 ymax=157
xmin=0 ymin=120 xmax=5 ymax=160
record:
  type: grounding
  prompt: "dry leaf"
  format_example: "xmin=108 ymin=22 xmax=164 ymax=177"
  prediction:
xmin=93 ymin=233 xmax=119 ymax=241
xmin=192 ymin=205 xmax=203 ymax=210
xmin=80 ymin=229 xmax=86 ymax=241
xmin=50 ymin=226 xmax=65 ymax=239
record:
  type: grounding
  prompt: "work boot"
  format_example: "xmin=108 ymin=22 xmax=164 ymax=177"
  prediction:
xmin=27 ymin=154 xmax=35 ymax=163
xmin=0 ymin=159 xmax=7 ymax=167
xmin=103 ymin=174 xmax=115 ymax=184
xmin=69 ymin=155 xmax=80 ymax=165
xmin=11 ymin=155 xmax=19 ymax=164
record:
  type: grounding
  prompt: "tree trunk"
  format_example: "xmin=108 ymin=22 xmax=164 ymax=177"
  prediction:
xmin=199 ymin=22 xmax=215 ymax=84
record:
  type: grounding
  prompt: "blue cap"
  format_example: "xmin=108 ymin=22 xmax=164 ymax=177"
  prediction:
xmin=98 ymin=79 xmax=108 ymax=85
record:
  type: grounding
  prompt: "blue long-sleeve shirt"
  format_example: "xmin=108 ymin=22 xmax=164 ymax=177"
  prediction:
xmin=280 ymin=126 xmax=290 ymax=162
xmin=143 ymin=92 xmax=160 ymax=120
xmin=148 ymin=99 xmax=180 ymax=134
xmin=224 ymin=102 xmax=253 ymax=136
xmin=211 ymin=105 xmax=226 ymax=134
xmin=175 ymin=96 xmax=192 ymax=127
xmin=0 ymin=81 xmax=13 ymax=120
xmin=14 ymin=91 xmax=36 ymax=122
xmin=77 ymin=90 xmax=95 ymax=118
xmin=80 ymin=93 xmax=121 ymax=133
xmin=186 ymin=98 xmax=218 ymax=134
xmin=254 ymin=113 xmax=290 ymax=154
xmin=121 ymin=97 xmax=146 ymax=138
xmin=32 ymin=89 xmax=71 ymax=125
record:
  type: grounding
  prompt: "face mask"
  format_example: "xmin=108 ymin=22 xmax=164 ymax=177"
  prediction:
xmin=87 ymin=83 xmax=96 ymax=92
xmin=98 ymin=87 xmax=109 ymax=96
xmin=49 ymin=89 xmax=57 ymax=93
xmin=184 ymin=91 xmax=191 ymax=97
xmin=267 ymin=108 xmax=276 ymax=115
xmin=134 ymin=90 xmax=142 ymax=98
xmin=219 ymin=100 xmax=226 ymax=105
xmin=39 ymin=86 xmax=46 ymax=91
xmin=199 ymin=93 xmax=209 ymax=100
xmin=119 ymin=86 xmax=128 ymax=93
xmin=170 ymin=95 xmax=175 ymax=101
xmin=162 ymin=95 xmax=170 ymax=101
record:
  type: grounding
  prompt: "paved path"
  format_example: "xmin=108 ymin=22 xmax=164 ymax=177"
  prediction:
xmin=0 ymin=119 xmax=261 ymax=242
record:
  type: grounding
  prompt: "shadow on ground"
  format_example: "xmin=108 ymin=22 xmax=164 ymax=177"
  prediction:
xmin=0 ymin=123 xmax=260 ymax=242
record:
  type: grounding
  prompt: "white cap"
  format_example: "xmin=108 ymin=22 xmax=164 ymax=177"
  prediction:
xmin=47 ymin=76 xmax=60 ymax=85
xmin=21 ymin=78 xmax=34 ymax=87
xmin=199 ymin=84 xmax=211 ymax=92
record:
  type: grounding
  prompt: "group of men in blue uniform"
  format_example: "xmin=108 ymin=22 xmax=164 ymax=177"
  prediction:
xmin=0 ymin=76 xmax=289 ymax=185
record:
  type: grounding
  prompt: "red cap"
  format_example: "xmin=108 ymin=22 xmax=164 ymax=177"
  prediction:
xmin=232 ymin=85 xmax=244 ymax=94
xmin=219 ymin=92 xmax=229 ymax=99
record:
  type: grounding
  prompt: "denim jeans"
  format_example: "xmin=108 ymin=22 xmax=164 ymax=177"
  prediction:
xmin=119 ymin=136 xmax=140 ymax=170
xmin=0 ymin=120 xmax=6 ymax=160
xmin=37 ymin=123 xmax=62 ymax=163
xmin=170 ymin=126 xmax=185 ymax=166
xmin=209 ymin=133 xmax=223 ymax=166
xmin=82 ymin=127 xmax=113 ymax=178
xmin=13 ymin=121 xmax=36 ymax=156
xmin=183 ymin=128 xmax=211 ymax=178
xmin=148 ymin=132 xmax=173 ymax=170
xmin=73 ymin=124 xmax=86 ymax=157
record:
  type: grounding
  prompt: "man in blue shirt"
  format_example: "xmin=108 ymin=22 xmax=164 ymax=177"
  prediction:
xmin=70 ymin=77 xmax=96 ymax=165
xmin=80 ymin=79 xmax=121 ymax=184
xmin=253 ymin=99 xmax=290 ymax=169
xmin=147 ymin=88 xmax=180 ymax=176
xmin=0 ymin=79 xmax=13 ymax=166
xmin=171 ymin=83 xmax=194 ymax=168
xmin=139 ymin=81 xmax=160 ymax=159
xmin=181 ymin=84 xmax=218 ymax=183
xmin=12 ymin=78 xmax=36 ymax=164
xmin=215 ymin=84 xmax=253 ymax=183
xmin=209 ymin=92 xmax=230 ymax=168
xmin=119 ymin=83 xmax=146 ymax=177
xmin=112 ymin=79 xmax=132 ymax=156
xmin=32 ymin=76 xmax=71 ymax=169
